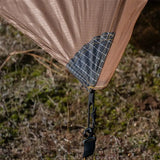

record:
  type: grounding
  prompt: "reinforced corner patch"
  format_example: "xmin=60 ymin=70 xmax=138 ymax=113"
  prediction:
xmin=66 ymin=32 xmax=115 ymax=88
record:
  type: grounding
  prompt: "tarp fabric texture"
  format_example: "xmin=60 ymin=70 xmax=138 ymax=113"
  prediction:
xmin=0 ymin=0 xmax=148 ymax=89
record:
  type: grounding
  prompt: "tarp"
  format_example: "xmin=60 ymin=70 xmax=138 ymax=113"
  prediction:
xmin=0 ymin=0 xmax=148 ymax=90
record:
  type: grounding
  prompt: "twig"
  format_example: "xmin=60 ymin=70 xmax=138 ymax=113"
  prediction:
xmin=0 ymin=49 xmax=42 ymax=70
xmin=0 ymin=49 xmax=67 ymax=78
xmin=34 ymin=57 xmax=67 ymax=78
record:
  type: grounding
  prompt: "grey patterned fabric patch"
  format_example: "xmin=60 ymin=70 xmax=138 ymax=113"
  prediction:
xmin=66 ymin=32 xmax=115 ymax=88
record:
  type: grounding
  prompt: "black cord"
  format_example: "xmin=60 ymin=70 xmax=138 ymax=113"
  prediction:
xmin=83 ymin=89 xmax=96 ymax=158
xmin=88 ymin=89 xmax=95 ymax=129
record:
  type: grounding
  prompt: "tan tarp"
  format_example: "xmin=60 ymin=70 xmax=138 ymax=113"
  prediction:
xmin=96 ymin=0 xmax=148 ymax=89
xmin=0 ymin=0 xmax=147 ymax=90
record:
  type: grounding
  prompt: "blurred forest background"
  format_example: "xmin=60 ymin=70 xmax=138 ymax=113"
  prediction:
xmin=0 ymin=1 xmax=160 ymax=160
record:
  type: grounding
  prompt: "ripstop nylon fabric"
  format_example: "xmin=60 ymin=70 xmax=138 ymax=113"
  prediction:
xmin=67 ymin=32 xmax=115 ymax=87
xmin=0 ymin=0 xmax=148 ymax=90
